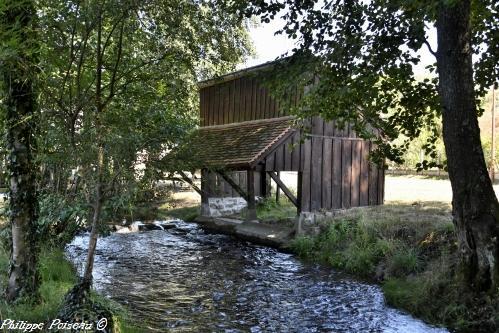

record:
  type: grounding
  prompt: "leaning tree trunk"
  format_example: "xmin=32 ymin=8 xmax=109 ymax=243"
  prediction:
xmin=436 ymin=0 xmax=499 ymax=291
xmin=81 ymin=6 xmax=105 ymax=288
xmin=3 ymin=0 xmax=40 ymax=301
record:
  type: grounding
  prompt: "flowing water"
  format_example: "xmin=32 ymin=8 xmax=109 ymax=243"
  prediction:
xmin=66 ymin=221 xmax=448 ymax=333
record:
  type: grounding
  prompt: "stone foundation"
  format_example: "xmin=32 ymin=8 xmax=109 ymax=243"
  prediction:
xmin=201 ymin=197 xmax=248 ymax=217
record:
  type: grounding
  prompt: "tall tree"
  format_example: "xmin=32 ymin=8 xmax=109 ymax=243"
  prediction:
xmin=0 ymin=0 xmax=40 ymax=301
xmin=36 ymin=0 xmax=252 ymax=288
xmin=245 ymin=0 xmax=499 ymax=291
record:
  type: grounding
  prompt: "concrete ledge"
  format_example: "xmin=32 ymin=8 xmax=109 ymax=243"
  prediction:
xmin=194 ymin=216 xmax=295 ymax=249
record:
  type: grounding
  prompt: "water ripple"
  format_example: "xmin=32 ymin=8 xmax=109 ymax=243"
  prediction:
xmin=66 ymin=221 xmax=448 ymax=333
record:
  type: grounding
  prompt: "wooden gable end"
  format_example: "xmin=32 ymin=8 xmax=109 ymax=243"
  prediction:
xmin=199 ymin=76 xmax=302 ymax=126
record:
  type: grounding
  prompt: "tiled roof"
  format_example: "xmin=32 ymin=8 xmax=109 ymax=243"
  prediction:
xmin=172 ymin=117 xmax=296 ymax=169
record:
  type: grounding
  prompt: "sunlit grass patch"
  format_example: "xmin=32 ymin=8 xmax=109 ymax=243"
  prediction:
xmin=0 ymin=247 xmax=77 ymax=322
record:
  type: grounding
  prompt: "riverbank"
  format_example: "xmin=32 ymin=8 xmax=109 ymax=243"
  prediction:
xmin=0 ymin=220 xmax=139 ymax=332
xmin=290 ymin=202 xmax=499 ymax=333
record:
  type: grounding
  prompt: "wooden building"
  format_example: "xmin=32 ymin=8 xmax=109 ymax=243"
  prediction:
xmin=176 ymin=61 xmax=384 ymax=220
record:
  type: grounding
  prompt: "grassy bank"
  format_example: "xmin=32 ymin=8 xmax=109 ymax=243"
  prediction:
xmin=291 ymin=202 xmax=499 ymax=332
xmin=0 ymin=224 xmax=138 ymax=332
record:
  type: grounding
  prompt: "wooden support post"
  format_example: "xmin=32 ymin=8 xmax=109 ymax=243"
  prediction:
xmin=247 ymin=169 xmax=257 ymax=221
xmin=260 ymin=171 xmax=269 ymax=197
xmin=275 ymin=171 xmax=280 ymax=203
xmin=297 ymin=172 xmax=303 ymax=215
xmin=267 ymin=171 xmax=298 ymax=208
xmin=200 ymin=169 xmax=210 ymax=216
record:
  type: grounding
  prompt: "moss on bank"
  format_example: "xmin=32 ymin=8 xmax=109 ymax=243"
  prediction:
xmin=290 ymin=202 xmax=499 ymax=333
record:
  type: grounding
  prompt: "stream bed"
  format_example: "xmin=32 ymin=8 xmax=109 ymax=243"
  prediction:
xmin=66 ymin=220 xmax=448 ymax=332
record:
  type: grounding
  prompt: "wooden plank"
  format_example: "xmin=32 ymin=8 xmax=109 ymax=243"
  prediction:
xmin=341 ymin=140 xmax=352 ymax=208
xmin=217 ymin=84 xmax=223 ymax=125
xmin=200 ymin=88 xmax=206 ymax=126
xmin=311 ymin=136 xmax=322 ymax=211
xmin=265 ymin=151 xmax=275 ymax=172
xmin=312 ymin=116 xmax=324 ymax=135
xmin=265 ymin=87 xmax=272 ymax=119
xmin=244 ymin=77 xmax=250 ymax=121
xmin=332 ymin=139 xmax=342 ymax=208
xmin=324 ymin=120 xmax=335 ymax=137
xmin=258 ymin=84 xmax=265 ymax=120
xmin=259 ymin=171 xmax=269 ymax=197
xmin=229 ymin=79 xmax=235 ymax=124
xmin=240 ymin=171 xmax=247 ymax=195
xmin=200 ymin=169 xmax=209 ymax=204
xmin=291 ymin=133 xmax=300 ymax=171
xmin=268 ymin=171 xmax=298 ymax=207
xmin=233 ymin=78 xmax=241 ymax=123
xmin=206 ymin=170 xmax=216 ymax=196
xmin=275 ymin=144 xmax=284 ymax=171
xmin=301 ymin=138 xmax=312 ymax=211
xmin=252 ymin=78 xmax=258 ymax=120
xmin=247 ymin=78 xmax=253 ymax=121
xmin=368 ymin=143 xmax=379 ymax=205
xmin=284 ymin=137 xmax=292 ymax=171
xmin=206 ymin=86 xmax=212 ymax=126
xmin=322 ymin=138 xmax=332 ymax=209
xmin=351 ymin=140 xmax=361 ymax=207
xmin=378 ymin=162 xmax=385 ymax=204
xmin=223 ymin=83 xmax=230 ymax=125
xmin=359 ymin=141 xmax=369 ymax=206
xmin=238 ymin=77 xmax=244 ymax=122
xmin=254 ymin=171 xmax=261 ymax=196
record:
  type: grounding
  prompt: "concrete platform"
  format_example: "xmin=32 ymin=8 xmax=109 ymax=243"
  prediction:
xmin=194 ymin=216 xmax=295 ymax=249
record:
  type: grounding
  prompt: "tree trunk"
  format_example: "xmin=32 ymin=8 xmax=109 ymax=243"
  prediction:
xmin=81 ymin=5 xmax=104 ymax=287
xmin=82 ymin=145 xmax=103 ymax=283
xmin=3 ymin=0 xmax=40 ymax=301
xmin=436 ymin=0 xmax=499 ymax=291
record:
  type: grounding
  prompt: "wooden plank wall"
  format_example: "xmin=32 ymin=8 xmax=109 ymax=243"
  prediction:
xmin=260 ymin=116 xmax=384 ymax=211
xmin=199 ymin=74 xmax=385 ymax=212
xmin=298 ymin=138 xmax=384 ymax=212
xmin=200 ymin=76 xmax=302 ymax=126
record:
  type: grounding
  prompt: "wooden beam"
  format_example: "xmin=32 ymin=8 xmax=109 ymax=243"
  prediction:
xmin=267 ymin=171 xmax=298 ymax=208
xmin=297 ymin=171 xmax=303 ymax=214
xmin=259 ymin=171 xmax=270 ymax=197
xmin=247 ymin=170 xmax=257 ymax=221
xmin=275 ymin=171 xmax=281 ymax=203
xmin=216 ymin=170 xmax=249 ymax=201
xmin=177 ymin=171 xmax=204 ymax=196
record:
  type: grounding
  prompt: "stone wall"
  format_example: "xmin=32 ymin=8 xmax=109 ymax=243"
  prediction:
xmin=201 ymin=197 xmax=248 ymax=217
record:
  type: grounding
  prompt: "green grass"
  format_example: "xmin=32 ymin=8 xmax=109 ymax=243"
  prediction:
xmin=159 ymin=205 xmax=200 ymax=221
xmin=289 ymin=202 xmax=498 ymax=332
xmin=256 ymin=195 xmax=297 ymax=221
xmin=0 ymin=247 xmax=77 ymax=322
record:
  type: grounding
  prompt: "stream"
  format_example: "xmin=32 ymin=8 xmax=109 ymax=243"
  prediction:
xmin=66 ymin=220 xmax=448 ymax=332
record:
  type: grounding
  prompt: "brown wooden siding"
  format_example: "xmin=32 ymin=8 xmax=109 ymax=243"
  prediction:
xmin=199 ymin=75 xmax=384 ymax=213
xmin=200 ymin=76 xmax=297 ymax=126
xmin=298 ymin=138 xmax=384 ymax=211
